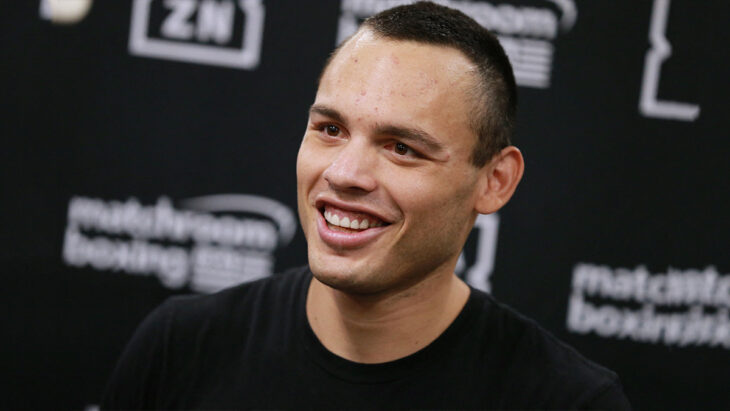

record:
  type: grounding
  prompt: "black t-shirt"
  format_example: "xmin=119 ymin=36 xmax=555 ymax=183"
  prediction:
xmin=102 ymin=266 xmax=631 ymax=410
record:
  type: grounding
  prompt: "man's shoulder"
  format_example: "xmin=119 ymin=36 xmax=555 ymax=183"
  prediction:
xmin=478 ymin=290 xmax=614 ymax=375
xmin=102 ymin=267 xmax=311 ymax=408
xmin=469 ymin=290 xmax=630 ymax=408
xmin=156 ymin=265 xmax=310 ymax=328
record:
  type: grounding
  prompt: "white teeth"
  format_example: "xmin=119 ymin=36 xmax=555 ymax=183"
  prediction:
xmin=323 ymin=208 xmax=385 ymax=229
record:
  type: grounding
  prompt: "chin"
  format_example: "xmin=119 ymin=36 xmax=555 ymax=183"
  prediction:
xmin=309 ymin=257 xmax=389 ymax=296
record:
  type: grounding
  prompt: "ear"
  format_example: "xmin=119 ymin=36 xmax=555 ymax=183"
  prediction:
xmin=474 ymin=146 xmax=524 ymax=214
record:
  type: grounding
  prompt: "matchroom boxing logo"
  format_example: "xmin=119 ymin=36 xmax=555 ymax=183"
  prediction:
xmin=62 ymin=194 xmax=297 ymax=293
xmin=567 ymin=263 xmax=730 ymax=350
xmin=336 ymin=0 xmax=577 ymax=89
xmin=128 ymin=0 xmax=265 ymax=69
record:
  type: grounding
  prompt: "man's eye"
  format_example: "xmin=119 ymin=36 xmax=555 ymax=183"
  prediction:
xmin=324 ymin=125 xmax=340 ymax=136
xmin=394 ymin=142 xmax=412 ymax=156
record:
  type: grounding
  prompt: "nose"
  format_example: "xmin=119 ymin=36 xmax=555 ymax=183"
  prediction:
xmin=322 ymin=138 xmax=378 ymax=193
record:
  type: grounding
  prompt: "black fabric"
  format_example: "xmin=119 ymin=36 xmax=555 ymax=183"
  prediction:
xmin=102 ymin=266 xmax=631 ymax=410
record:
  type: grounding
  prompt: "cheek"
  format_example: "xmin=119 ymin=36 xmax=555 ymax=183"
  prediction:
xmin=295 ymin=143 xmax=319 ymax=221
xmin=398 ymin=172 xmax=473 ymax=212
xmin=296 ymin=137 xmax=322 ymax=188
xmin=391 ymin=172 xmax=478 ymax=241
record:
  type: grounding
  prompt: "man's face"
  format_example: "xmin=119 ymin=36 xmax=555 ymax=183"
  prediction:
xmin=297 ymin=30 xmax=486 ymax=295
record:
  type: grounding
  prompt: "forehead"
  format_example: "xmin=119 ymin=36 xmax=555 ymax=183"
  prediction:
xmin=324 ymin=30 xmax=475 ymax=91
xmin=317 ymin=30 xmax=478 ymax=151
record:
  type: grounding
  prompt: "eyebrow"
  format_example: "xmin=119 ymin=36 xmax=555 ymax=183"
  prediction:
xmin=309 ymin=104 xmax=445 ymax=153
xmin=309 ymin=104 xmax=346 ymax=125
xmin=374 ymin=124 xmax=445 ymax=153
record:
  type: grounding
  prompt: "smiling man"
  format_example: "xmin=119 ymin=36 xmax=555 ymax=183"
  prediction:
xmin=103 ymin=2 xmax=630 ymax=409
xmin=298 ymin=24 xmax=516 ymax=365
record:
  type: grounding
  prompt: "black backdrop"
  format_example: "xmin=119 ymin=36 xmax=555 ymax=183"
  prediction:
xmin=3 ymin=1 xmax=729 ymax=409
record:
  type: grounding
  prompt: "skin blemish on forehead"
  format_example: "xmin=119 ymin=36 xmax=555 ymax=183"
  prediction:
xmin=411 ymin=72 xmax=440 ymax=96
xmin=360 ymin=90 xmax=367 ymax=96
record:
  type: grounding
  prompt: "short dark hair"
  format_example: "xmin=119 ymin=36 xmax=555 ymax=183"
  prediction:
xmin=323 ymin=1 xmax=517 ymax=166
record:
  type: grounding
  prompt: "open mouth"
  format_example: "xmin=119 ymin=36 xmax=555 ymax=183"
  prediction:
xmin=318 ymin=203 xmax=390 ymax=233
xmin=314 ymin=201 xmax=392 ymax=248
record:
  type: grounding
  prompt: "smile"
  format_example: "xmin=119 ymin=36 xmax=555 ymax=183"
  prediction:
xmin=323 ymin=205 xmax=385 ymax=231
xmin=315 ymin=202 xmax=391 ymax=248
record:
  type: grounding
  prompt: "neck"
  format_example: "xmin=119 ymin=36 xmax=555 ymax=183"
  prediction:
xmin=306 ymin=268 xmax=470 ymax=364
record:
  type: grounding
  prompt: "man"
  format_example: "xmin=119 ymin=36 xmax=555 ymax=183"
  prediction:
xmin=103 ymin=2 xmax=630 ymax=409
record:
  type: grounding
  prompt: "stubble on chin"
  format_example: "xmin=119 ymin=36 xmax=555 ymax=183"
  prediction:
xmin=309 ymin=259 xmax=440 ymax=300
xmin=310 ymin=265 xmax=382 ymax=296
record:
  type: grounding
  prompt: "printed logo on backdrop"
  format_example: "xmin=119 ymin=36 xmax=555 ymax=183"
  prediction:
xmin=62 ymin=194 xmax=297 ymax=293
xmin=336 ymin=0 xmax=577 ymax=89
xmin=457 ymin=214 xmax=500 ymax=293
xmin=568 ymin=263 xmax=730 ymax=350
xmin=639 ymin=0 xmax=700 ymax=122
xmin=129 ymin=0 xmax=265 ymax=69
xmin=39 ymin=0 xmax=93 ymax=24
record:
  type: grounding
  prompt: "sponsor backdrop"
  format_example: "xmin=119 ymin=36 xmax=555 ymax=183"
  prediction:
xmin=3 ymin=0 xmax=728 ymax=409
